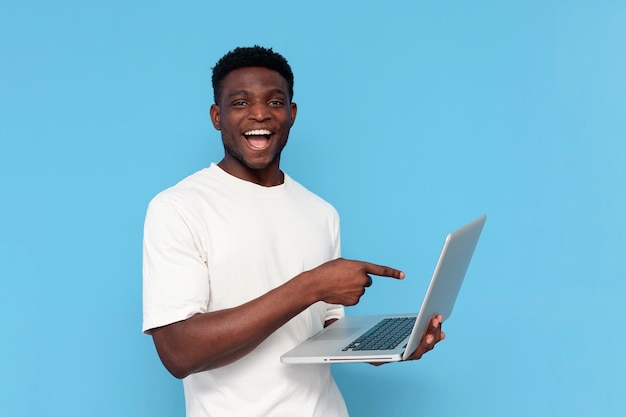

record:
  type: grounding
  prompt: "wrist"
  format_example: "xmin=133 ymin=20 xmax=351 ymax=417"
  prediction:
xmin=290 ymin=270 xmax=321 ymax=306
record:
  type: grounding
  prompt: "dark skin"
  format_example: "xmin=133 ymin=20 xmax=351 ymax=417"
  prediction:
xmin=150 ymin=67 xmax=445 ymax=379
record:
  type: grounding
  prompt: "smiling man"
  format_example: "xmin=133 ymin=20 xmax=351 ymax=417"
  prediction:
xmin=210 ymin=64 xmax=296 ymax=185
xmin=142 ymin=46 xmax=444 ymax=417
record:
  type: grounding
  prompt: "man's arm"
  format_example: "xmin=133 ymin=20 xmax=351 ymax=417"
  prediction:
xmin=150 ymin=258 xmax=404 ymax=379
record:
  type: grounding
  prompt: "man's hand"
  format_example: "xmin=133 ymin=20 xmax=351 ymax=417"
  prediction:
xmin=304 ymin=258 xmax=405 ymax=306
xmin=405 ymin=314 xmax=446 ymax=360
xmin=369 ymin=314 xmax=446 ymax=366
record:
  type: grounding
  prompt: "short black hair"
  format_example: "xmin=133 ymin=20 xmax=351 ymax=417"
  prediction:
xmin=211 ymin=45 xmax=294 ymax=104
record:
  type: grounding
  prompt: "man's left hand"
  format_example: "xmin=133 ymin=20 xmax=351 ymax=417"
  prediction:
xmin=405 ymin=314 xmax=445 ymax=361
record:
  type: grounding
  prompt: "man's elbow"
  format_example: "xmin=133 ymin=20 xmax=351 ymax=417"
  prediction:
xmin=165 ymin=362 xmax=191 ymax=380
xmin=150 ymin=327 xmax=194 ymax=379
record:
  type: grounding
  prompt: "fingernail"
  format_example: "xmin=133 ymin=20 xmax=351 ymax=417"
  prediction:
xmin=426 ymin=335 xmax=434 ymax=344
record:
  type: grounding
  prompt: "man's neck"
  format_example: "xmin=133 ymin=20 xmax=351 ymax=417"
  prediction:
xmin=217 ymin=159 xmax=284 ymax=187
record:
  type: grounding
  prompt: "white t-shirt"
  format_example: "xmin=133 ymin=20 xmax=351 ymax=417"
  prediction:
xmin=143 ymin=163 xmax=349 ymax=417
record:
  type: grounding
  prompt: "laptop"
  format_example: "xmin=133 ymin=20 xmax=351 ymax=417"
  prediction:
xmin=280 ymin=214 xmax=486 ymax=364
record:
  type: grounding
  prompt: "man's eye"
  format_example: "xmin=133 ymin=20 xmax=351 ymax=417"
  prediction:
xmin=232 ymin=101 xmax=247 ymax=107
xmin=269 ymin=100 xmax=284 ymax=106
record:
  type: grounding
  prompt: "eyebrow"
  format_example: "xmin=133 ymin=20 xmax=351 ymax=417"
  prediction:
xmin=226 ymin=88 xmax=288 ymax=98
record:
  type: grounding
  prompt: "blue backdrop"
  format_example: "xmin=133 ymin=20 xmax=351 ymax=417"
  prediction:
xmin=1 ymin=1 xmax=624 ymax=416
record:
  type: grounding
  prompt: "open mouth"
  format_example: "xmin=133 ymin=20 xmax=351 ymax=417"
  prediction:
xmin=243 ymin=129 xmax=272 ymax=150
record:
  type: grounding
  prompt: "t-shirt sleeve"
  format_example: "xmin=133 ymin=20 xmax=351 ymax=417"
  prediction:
xmin=142 ymin=198 xmax=209 ymax=334
xmin=324 ymin=304 xmax=345 ymax=322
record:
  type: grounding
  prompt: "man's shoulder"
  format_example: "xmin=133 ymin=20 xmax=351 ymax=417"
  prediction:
xmin=285 ymin=174 xmax=338 ymax=216
xmin=150 ymin=165 xmax=220 ymax=205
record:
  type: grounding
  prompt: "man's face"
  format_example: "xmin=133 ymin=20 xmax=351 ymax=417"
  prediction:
xmin=210 ymin=66 xmax=297 ymax=185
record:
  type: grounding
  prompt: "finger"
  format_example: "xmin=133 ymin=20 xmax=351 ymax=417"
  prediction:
xmin=430 ymin=317 xmax=443 ymax=340
xmin=363 ymin=262 xmax=405 ymax=280
xmin=364 ymin=275 xmax=373 ymax=288
xmin=423 ymin=335 xmax=437 ymax=353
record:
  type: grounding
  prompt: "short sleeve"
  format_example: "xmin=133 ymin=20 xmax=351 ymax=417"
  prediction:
xmin=142 ymin=199 xmax=209 ymax=333
xmin=324 ymin=304 xmax=345 ymax=322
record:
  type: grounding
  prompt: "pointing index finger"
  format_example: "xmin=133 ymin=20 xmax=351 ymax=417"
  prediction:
xmin=363 ymin=262 xmax=405 ymax=280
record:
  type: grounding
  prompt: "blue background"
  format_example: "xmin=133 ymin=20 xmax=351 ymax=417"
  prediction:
xmin=1 ymin=1 xmax=625 ymax=416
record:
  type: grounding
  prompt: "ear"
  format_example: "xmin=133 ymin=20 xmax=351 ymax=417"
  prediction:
xmin=209 ymin=104 xmax=221 ymax=130
xmin=290 ymin=102 xmax=298 ymax=127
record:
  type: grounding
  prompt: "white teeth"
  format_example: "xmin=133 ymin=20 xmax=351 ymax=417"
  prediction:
xmin=244 ymin=129 xmax=271 ymax=136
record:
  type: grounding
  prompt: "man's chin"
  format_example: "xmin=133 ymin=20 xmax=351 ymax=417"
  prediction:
xmin=222 ymin=143 xmax=284 ymax=171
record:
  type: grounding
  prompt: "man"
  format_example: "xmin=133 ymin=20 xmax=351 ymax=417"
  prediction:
xmin=142 ymin=46 xmax=444 ymax=417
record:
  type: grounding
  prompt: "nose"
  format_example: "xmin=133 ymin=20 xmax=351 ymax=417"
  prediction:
xmin=247 ymin=101 xmax=271 ymax=121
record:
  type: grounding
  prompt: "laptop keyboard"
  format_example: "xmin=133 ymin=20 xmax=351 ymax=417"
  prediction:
xmin=342 ymin=317 xmax=416 ymax=351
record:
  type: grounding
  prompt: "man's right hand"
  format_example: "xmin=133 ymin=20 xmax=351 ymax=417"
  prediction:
xmin=303 ymin=258 xmax=405 ymax=306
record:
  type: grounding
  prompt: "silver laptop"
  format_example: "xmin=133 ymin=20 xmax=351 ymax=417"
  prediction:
xmin=280 ymin=215 xmax=486 ymax=364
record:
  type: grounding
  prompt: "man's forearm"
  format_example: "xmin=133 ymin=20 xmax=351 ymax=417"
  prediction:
xmin=151 ymin=272 xmax=317 ymax=378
